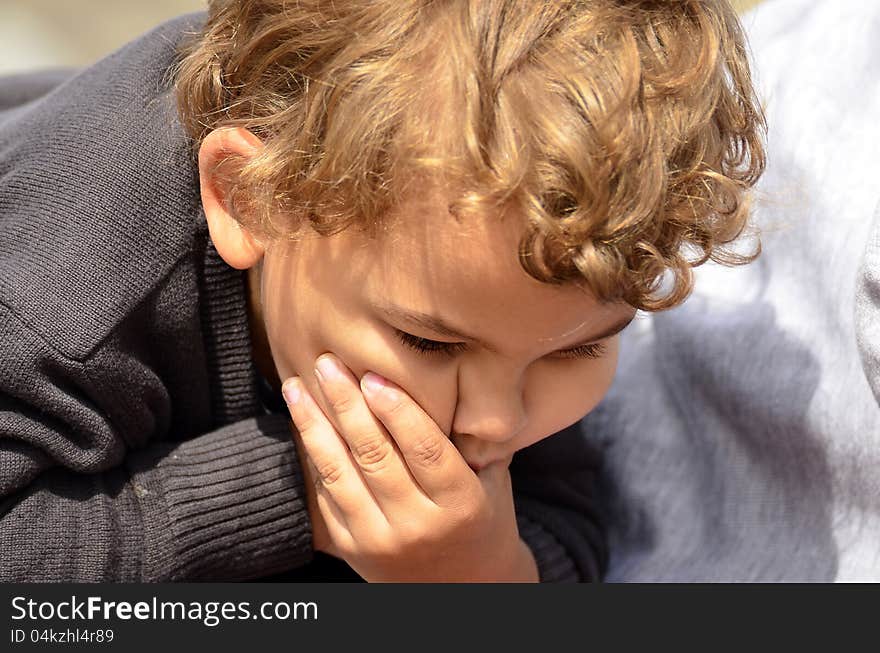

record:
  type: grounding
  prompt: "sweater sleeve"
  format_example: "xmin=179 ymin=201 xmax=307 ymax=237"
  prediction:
xmin=511 ymin=421 xmax=607 ymax=582
xmin=0 ymin=69 xmax=75 ymax=112
xmin=0 ymin=303 xmax=314 ymax=582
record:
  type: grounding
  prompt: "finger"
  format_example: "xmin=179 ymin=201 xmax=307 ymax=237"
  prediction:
xmin=306 ymin=456 xmax=356 ymax=554
xmin=282 ymin=376 xmax=385 ymax=524
xmin=314 ymin=354 xmax=428 ymax=508
xmin=360 ymin=370 xmax=477 ymax=506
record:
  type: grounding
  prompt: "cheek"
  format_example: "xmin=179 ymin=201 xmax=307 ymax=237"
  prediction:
xmin=265 ymin=296 xmax=458 ymax=431
xmin=516 ymin=339 xmax=621 ymax=450
xmin=260 ymin=251 xmax=366 ymax=383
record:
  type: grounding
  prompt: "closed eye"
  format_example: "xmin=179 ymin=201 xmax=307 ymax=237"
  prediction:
xmin=393 ymin=329 xmax=607 ymax=360
xmin=394 ymin=330 xmax=468 ymax=357
xmin=552 ymin=341 xmax=607 ymax=359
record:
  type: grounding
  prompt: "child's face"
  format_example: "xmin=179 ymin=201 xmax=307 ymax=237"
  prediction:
xmin=255 ymin=192 xmax=635 ymax=469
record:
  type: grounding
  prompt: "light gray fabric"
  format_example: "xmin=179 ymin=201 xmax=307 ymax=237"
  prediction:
xmin=583 ymin=0 xmax=880 ymax=581
xmin=856 ymin=205 xmax=880 ymax=404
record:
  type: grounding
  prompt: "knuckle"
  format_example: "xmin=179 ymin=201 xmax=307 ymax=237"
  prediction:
xmin=352 ymin=433 xmax=393 ymax=473
xmin=294 ymin=412 xmax=320 ymax=434
xmin=394 ymin=526 xmax=420 ymax=550
xmin=450 ymin=498 xmax=484 ymax=529
xmin=315 ymin=460 xmax=345 ymax=486
xmin=410 ymin=434 xmax=446 ymax=469
xmin=396 ymin=519 xmax=432 ymax=548
xmin=329 ymin=392 xmax=359 ymax=416
xmin=359 ymin=531 xmax=395 ymax=559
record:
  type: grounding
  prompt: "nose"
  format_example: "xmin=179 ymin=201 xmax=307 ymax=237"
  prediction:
xmin=451 ymin=366 xmax=527 ymax=444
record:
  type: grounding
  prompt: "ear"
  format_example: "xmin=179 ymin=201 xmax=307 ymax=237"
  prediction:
xmin=198 ymin=127 xmax=267 ymax=270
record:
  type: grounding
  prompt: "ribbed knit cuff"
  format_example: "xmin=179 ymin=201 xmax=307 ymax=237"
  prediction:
xmin=138 ymin=413 xmax=313 ymax=581
xmin=516 ymin=512 xmax=580 ymax=583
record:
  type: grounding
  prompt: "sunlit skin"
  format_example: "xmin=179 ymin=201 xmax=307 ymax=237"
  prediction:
xmin=201 ymin=128 xmax=636 ymax=581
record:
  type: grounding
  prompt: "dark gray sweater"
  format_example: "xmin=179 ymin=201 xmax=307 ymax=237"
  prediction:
xmin=0 ymin=13 xmax=605 ymax=582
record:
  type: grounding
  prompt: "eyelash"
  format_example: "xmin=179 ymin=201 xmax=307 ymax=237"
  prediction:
xmin=395 ymin=331 xmax=469 ymax=357
xmin=393 ymin=330 xmax=607 ymax=360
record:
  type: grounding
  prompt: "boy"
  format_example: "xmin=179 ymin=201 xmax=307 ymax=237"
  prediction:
xmin=0 ymin=0 xmax=764 ymax=581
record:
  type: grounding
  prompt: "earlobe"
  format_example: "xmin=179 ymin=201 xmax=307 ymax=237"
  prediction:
xmin=199 ymin=127 xmax=267 ymax=270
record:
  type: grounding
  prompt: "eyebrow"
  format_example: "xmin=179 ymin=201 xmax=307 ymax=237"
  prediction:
xmin=371 ymin=301 xmax=635 ymax=355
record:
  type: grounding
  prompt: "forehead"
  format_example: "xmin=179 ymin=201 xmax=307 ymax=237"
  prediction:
xmin=359 ymin=193 xmax=628 ymax=345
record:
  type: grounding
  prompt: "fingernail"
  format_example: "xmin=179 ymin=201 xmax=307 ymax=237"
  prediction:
xmin=282 ymin=378 xmax=301 ymax=406
xmin=315 ymin=355 xmax=342 ymax=383
xmin=361 ymin=371 xmax=389 ymax=398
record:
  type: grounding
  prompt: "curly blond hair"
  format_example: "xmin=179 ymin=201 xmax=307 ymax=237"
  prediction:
xmin=175 ymin=0 xmax=766 ymax=311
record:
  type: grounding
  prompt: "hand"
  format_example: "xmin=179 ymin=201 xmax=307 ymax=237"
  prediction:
xmin=281 ymin=353 xmax=539 ymax=582
xmin=289 ymin=422 xmax=341 ymax=559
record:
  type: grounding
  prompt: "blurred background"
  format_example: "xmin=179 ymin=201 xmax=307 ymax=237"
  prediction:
xmin=0 ymin=0 xmax=764 ymax=75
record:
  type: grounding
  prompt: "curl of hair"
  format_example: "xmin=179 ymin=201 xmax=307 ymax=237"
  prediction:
xmin=175 ymin=0 xmax=766 ymax=311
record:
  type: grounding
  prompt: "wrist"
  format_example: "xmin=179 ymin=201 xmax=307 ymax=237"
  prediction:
xmin=497 ymin=539 xmax=540 ymax=582
xmin=517 ymin=539 xmax=540 ymax=582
